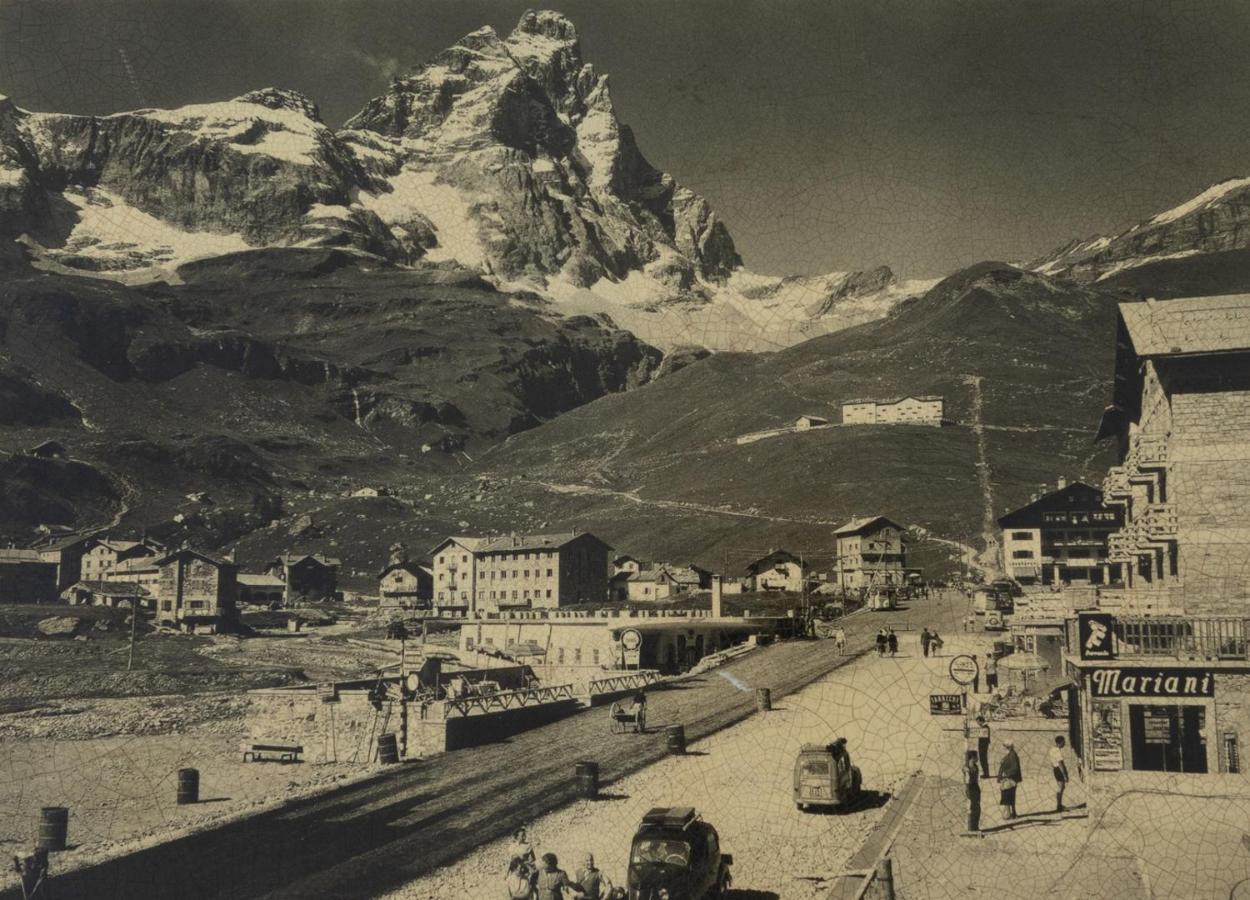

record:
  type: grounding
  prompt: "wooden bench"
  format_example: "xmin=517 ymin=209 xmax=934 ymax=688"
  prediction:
xmin=242 ymin=742 xmax=304 ymax=763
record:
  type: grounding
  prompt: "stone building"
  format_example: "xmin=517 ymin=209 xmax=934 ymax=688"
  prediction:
xmin=1064 ymin=294 xmax=1250 ymax=793
xmin=1097 ymin=294 xmax=1250 ymax=610
xmin=79 ymin=538 xmax=162 ymax=583
xmin=744 ymin=550 xmax=807 ymax=592
xmin=35 ymin=536 xmax=91 ymax=591
xmin=378 ymin=562 xmax=434 ymax=608
xmin=430 ymin=531 xmax=612 ymax=613
xmin=266 ymin=554 xmax=341 ymax=604
xmin=997 ymin=480 xmax=1123 ymax=585
xmin=841 ymin=396 xmax=943 ymax=427
xmin=155 ymin=547 xmax=238 ymax=632
xmin=624 ymin=564 xmax=706 ymax=602
xmin=834 ymin=516 xmax=907 ymax=589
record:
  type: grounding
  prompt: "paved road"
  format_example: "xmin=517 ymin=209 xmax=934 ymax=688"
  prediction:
xmin=14 ymin=592 xmax=968 ymax=900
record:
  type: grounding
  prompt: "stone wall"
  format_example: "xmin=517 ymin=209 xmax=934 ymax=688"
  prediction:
xmin=245 ymin=688 xmax=395 ymax=765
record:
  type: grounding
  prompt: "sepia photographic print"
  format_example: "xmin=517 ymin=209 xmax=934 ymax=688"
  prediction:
xmin=1 ymin=1 xmax=1249 ymax=897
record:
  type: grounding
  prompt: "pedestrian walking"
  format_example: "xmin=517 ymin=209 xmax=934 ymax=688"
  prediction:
xmin=963 ymin=753 xmax=981 ymax=832
xmin=532 ymin=853 xmax=585 ymax=899
xmin=833 ymin=626 xmax=846 ymax=655
xmin=920 ymin=627 xmax=931 ymax=657
xmin=997 ymin=741 xmax=1023 ymax=819
xmin=506 ymin=857 xmax=535 ymax=899
xmin=574 ymin=853 xmax=613 ymax=899
xmin=985 ymin=653 xmax=999 ymax=692
xmin=1049 ymin=736 xmax=1070 ymax=812
xmin=930 ymin=631 xmax=943 ymax=656
xmin=876 ymin=629 xmax=887 ymax=656
xmin=887 ymin=629 xmax=898 ymax=656
xmin=975 ymin=715 xmax=991 ymax=777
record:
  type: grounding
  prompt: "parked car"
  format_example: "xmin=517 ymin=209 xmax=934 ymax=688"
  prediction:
xmin=627 ymin=807 xmax=732 ymax=899
xmin=793 ymin=738 xmax=862 ymax=811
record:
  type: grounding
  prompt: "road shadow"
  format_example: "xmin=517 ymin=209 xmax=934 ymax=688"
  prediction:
xmin=670 ymin=750 xmax=710 ymax=757
xmin=591 ymin=792 xmax=629 ymax=802
xmin=804 ymin=789 xmax=893 ymax=816
xmin=194 ymin=798 xmax=231 ymax=805
xmin=727 ymin=890 xmax=780 ymax=899
xmin=978 ymin=817 xmax=1066 ymax=834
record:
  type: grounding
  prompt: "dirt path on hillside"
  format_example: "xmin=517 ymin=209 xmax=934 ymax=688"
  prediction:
xmin=534 ymin=479 xmax=847 ymax=526
xmin=961 ymin=374 xmax=1000 ymax=575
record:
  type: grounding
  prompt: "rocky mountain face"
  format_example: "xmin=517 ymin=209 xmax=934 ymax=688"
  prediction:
xmin=1032 ymin=176 xmax=1250 ymax=287
xmin=0 ymin=247 xmax=662 ymax=545
xmin=0 ymin=10 xmax=914 ymax=351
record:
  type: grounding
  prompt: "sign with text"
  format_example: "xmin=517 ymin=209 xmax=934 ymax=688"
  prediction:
xmin=948 ymin=655 xmax=980 ymax=686
xmin=1091 ymin=699 xmax=1124 ymax=771
xmin=1078 ymin=612 xmax=1116 ymax=660
xmin=1089 ymin=667 xmax=1215 ymax=698
xmin=929 ymin=693 xmax=964 ymax=715
xmin=620 ymin=629 xmax=642 ymax=651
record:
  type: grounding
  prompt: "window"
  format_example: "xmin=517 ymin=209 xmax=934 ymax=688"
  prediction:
xmin=460 ymin=591 xmax=467 ymax=601
xmin=1012 ymin=550 xmax=1034 ymax=559
xmin=547 ymin=568 xmax=553 ymax=577
xmin=558 ymin=647 xmax=565 ymax=664
xmin=438 ymin=591 xmax=445 ymax=601
xmin=484 ymin=637 xmax=494 ymax=646
xmin=524 ymin=590 xmax=531 ymax=600
xmin=439 ymin=556 xmax=444 ymax=564
xmin=574 ymin=648 xmax=582 ymax=663
xmin=512 ymin=590 xmax=518 ymax=600
xmin=477 ymin=591 xmax=485 ymax=600
xmin=465 ymin=637 xmax=474 ymax=650
xmin=439 ymin=573 xmax=445 ymax=582
xmin=592 ymin=649 xmax=600 ymax=665
xmin=161 ymin=601 xmax=172 ymax=611
xmin=546 ymin=590 xmax=552 ymax=599
xmin=524 ymin=570 xmax=530 ymax=578
xmin=1012 ymin=531 xmax=1032 ymax=540
xmin=461 ymin=555 xmax=467 ymax=563
xmin=189 ymin=601 xmax=206 ymax=610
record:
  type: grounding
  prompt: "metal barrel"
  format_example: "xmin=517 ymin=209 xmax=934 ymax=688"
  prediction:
xmin=575 ymin=760 xmax=599 ymax=799
xmin=176 ymin=768 xmax=199 ymax=805
xmin=666 ymin=724 xmax=686 ymax=755
xmin=756 ymin=688 xmax=772 ymax=711
xmin=377 ymin=732 xmax=400 ymax=765
xmin=38 ymin=807 xmax=68 ymax=852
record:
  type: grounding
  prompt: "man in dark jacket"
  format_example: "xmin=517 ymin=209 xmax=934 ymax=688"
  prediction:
xmin=997 ymin=741 xmax=1023 ymax=819
xmin=532 ymin=853 xmax=585 ymax=900
xmin=963 ymin=753 xmax=981 ymax=832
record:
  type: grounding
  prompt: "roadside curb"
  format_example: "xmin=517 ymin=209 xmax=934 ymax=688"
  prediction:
xmin=825 ymin=770 xmax=926 ymax=900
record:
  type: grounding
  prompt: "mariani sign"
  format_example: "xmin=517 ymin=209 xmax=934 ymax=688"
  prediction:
xmin=1090 ymin=667 xmax=1215 ymax=698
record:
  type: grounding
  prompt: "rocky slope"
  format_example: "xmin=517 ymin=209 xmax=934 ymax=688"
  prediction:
xmin=1032 ymin=175 xmax=1250 ymax=290
xmin=0 ymin=246 xmax=662 ymax=545
xmin=0 ymin=10 xmax=918 ymax=351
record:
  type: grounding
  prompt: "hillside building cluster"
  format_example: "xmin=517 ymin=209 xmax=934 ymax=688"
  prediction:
xmin=842 ymin=396 xmax=943 ymax=427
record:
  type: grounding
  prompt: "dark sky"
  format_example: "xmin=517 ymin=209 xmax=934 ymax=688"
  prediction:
xmin=3 ymin=0 xmax=1249 ymax=278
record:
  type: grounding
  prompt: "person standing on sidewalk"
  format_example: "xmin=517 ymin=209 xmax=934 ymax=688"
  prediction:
xmin=985 ymin=653 xmax=999 ymax=692
xmin=833 ymin=626 xmax=846 ymax=655
xmin=963 ymin=753 xmax=982 ymax=832
xmin=1049 ymin=736 xmax=1070 ymax=812
xmin=920 ymin=627 xmax=931 ymax=657
xmin=975 ymin=715 xmax=992 ymax=777
xmin=887 ymin=628 xmax=898 ymax=656
xmin=997 ymin=741 xmax=1023 ymax=819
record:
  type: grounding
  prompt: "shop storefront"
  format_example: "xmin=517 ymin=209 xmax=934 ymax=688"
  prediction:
xmin=1066 ymin=611 xmax=1248 ymax=778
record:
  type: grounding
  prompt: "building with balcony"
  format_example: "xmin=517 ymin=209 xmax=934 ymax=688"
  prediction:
xmin=833 ymin=516 xmax=907 ymax=589
xmin=1096 ymin=293 xmax=1250 ymax=610
xmin=996 ymin=480 xmax=1123 ymax=585
xmin=430 ymin=531 xmax=612 ymax=613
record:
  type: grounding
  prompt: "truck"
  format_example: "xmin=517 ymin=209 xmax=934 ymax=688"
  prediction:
xmin=627 ymin=807 xmax=732 ymax=899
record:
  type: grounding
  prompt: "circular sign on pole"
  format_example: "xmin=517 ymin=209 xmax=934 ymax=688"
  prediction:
xmin=948 ymin=654 xmax=980 ymax=686
xmin=620 ymin=629 xmax=642 ymax=651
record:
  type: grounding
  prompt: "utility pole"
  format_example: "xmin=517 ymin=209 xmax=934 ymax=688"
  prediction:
xmin=127 ymin=595 xmax=138 ymax=672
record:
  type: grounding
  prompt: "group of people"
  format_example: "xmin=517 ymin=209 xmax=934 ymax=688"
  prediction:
xmin=918 ymin=626 xmax=944 ymax=657
xmin=875 ymin=628 xmax=898 ymax=656
xmin=961 ymin=719 xmax=1073 ymax=832
xmin=504 ymin=828 xmax=624 ymax=899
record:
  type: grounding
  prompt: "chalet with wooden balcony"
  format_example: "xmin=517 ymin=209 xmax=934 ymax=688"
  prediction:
xmin=997 ymin=480 xmax=1122 ymax=586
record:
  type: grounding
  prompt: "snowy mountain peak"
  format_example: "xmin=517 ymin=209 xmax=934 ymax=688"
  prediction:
xmin=1033 ymin=175 xmax=1250 ymax=282
xmin=233 ymin=88 xmax=323 ymax=122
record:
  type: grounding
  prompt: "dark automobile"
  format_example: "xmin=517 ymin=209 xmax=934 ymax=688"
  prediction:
xmin=627 ymin=807 xmax=732 ymax=899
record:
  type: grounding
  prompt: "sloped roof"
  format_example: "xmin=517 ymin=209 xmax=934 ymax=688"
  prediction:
xmin=0 ymin=549 xmax=48 ymax=564
xmin=114 ymin=556 xmax=159 ymax=573
xmin=238 ymin=573 xmax=286 ymax=588
xmin=834 ymin=515 xmax=905 ymax=536
xmin=156 ymin=547 xmax=235 ymax=568
xmin=277 ymin=553 xmax=341 ymax=568
xmin=844 ymin=396 xmax=943 ymax=406
xmin=744 ymin=549 xmax=803 ymax=575
xmin=435 ymin=532 xmax=609 ymax=555
xmin=1119 ymin=294 xmax=1250 ymax=357
xmin=66 ymin=580 xmax=148 ymax=597
xmin=996 ymin=481 xmax=1106 ymax=528
xmin=35 ymin=535 xmax=91 ymax=552
xmin=377 ymin=560 xmax=431 ymax=579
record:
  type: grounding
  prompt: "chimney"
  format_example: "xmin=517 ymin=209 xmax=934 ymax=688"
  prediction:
xmin=1057 ymin=476 xmax=1067 ymax=491
xmin=711 ymin=575 xmax=723 ymax=618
